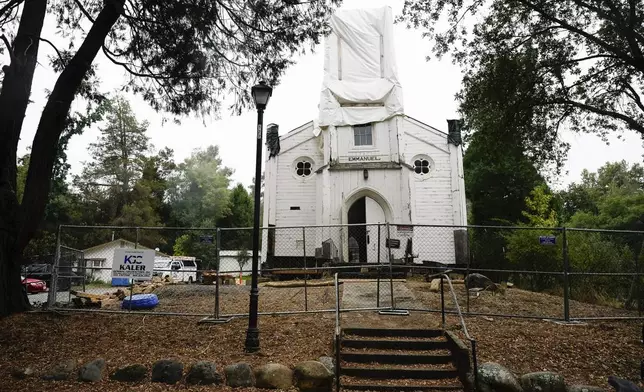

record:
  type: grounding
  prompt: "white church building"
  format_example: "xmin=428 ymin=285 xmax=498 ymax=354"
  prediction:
xmin=261 ymin=7 xmax=467 ymax=267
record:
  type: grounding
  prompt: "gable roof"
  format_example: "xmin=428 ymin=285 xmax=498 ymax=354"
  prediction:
xmin=83 ymin=238 xmax=171 ymax=257
xmin=404 ymin=115 xmax=450 ymax=137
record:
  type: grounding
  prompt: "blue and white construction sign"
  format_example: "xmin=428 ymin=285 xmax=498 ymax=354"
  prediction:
xmin=112 ymin=248 xmax=155 ymax=280
xmin=539 ymin=235 xmax=556 ymax=246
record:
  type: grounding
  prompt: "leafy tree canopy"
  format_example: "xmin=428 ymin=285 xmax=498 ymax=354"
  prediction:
xmin=169 ymin=145 xmax=233 ymax=228
xmin=563 ymin=161 xmax=643 ymax=231
xmin=399 ymin=0 xmax=644 ymax=169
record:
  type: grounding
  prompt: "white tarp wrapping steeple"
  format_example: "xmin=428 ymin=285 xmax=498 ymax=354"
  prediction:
xmin=318 ymin=6 xmax=404 ymax=127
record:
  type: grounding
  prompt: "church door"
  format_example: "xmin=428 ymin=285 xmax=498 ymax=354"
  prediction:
xmin=347 ymin=196 xmax=387 ymax=263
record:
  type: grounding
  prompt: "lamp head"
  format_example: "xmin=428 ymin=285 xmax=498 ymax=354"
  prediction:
xmin=251 ymin=81 xmax=273 ymax=110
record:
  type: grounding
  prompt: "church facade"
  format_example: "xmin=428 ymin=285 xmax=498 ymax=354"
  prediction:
xmin=261 ymin=7 xmax=467 ymax=266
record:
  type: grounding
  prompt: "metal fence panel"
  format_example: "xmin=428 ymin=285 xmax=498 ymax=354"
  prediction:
xmin=37 ymin=223 xmax=642 ymax=321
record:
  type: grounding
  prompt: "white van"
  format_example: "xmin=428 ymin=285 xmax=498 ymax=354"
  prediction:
xmin=153 ymin=257 xmax=197 ymax=283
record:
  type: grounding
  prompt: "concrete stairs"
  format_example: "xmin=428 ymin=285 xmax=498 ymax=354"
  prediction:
xmin=337 ymin=327 xmax=471 ymax=392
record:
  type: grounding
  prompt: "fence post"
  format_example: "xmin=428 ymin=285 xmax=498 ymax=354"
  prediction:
xmin=303 ymin=226 xmax=308 ymax=312
xmin=48 ymin=225 xmax=62 ymax=307
xmin=215 ymin=228 xmax=221 ymax=319
xmin=128 ymin=227 xmax=140 ymax=312
xmin=440 ymin=276 xmax=445 ymax=330
xmin=377 ymin=223 xmax=381 ymax=308
xmin=637 ymin=232 xmax=642 ymax=317
xmin=466 ymin=229 xmax=472 ymax=314
xmin=386 ymin=222 xmax=394 ymax=309
xmin=81 ymin=250 xmax=86 ymax=293
xmin=562 ymin=227 xmax=570 ymax=322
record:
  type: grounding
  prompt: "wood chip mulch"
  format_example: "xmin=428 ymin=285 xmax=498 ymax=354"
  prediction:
xmin=1 ymin=279 xmax=643 ymax=391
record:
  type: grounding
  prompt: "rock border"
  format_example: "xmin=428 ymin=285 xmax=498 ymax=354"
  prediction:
xmin=13 ymin=357 xmax=613 ymax=392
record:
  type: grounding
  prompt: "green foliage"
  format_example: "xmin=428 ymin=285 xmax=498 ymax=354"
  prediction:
xmin=16 ymin=155 xmax=29 ymax=204
xmin=561 ymin=161 xmax=644 ymax=308
xmin=399 ymin=0 xmax=644 ymax=170
xmin=41 ymin=0 xmax=342 ymax=117
xmin=169 ymin=146 xmax=233 ymax=227
xmin=464 ymin=132 xmax=545 ymax=226
xmin=78 ymin=96 xmax=151 ymax=219
xmin=464 ymin=128 xmax=546 ymax=274
xmin=459 ymin=52 xmax=569 ymax=173
xmin=218 ymin=184 xmax=253 ymax=250
xmin=173 ymin=233 xmax=218 ymax=270
xmin=502 ymin=186 xmax=562 ymax=290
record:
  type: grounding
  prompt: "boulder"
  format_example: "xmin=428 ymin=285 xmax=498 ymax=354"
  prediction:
xmin=477 ymin=362 xmax=523 ymax=392
xmin=151 ymin=359 xmax=184 ymax=384
xmin=318 ymin=356 xmax=335 ymax=373
xmin=42 ymin=359 xmax=77 ymax=381
xmin=255 ymin=363 xmax=293 ymax=389
xmin=186 ymin=361 xmax=222 ymax=385
xmin=10 ymin=367 xmax=34 ymax=379
xmin=465 ymin=273 xmax=496 ymax=290
xmin=429 ymin=279 xmax=441 ymax=292
xmin=225 ymin=363 xmax=255 ymax=387
xmin=568 ymin=386 xmax=607 ymax=392
xmin=293 ymin=360 xmax=333 ymax=392
xmin=520 ymin=372 xmax=566 ymax=392
xmin=78 ymin=358 xmax=106 ymax=382
xmin=110 ymin=364 xmax=148 ymax=382
xmin=607 ymin=376 xmax=642 ymax=392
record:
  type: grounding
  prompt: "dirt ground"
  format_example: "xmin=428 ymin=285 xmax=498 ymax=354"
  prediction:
xmin=2 ymin=278 xmax=642 ymax=391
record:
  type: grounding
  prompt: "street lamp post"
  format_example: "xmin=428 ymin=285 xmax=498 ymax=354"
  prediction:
xmin=245 ymin=81 xmax=273 ymax=353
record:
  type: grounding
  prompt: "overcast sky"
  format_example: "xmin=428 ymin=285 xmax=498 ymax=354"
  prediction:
xmin=16 ymin=0 xmax=644 ymax=191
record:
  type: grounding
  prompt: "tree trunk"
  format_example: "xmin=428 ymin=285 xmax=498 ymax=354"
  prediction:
xmin=0 ymin=188 xmax=30 ymax=316
xmin=0 ymin=0 xmax=124 ymax=317
xmin=19 ymin=0 xmax=125 ymax=252
xmin=0 ymin=0 xmax=47 ymax=317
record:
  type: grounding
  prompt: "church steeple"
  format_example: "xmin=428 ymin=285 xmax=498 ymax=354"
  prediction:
xmin=318 ymin=6 xmax=404 ymax=128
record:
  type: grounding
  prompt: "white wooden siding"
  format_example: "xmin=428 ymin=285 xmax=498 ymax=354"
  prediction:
xmin=263 ymin=115 xmax=463 ymax=264
xmin=402 ymin=116 xmax=456 ymax=263
xmin=273 ymin=123 xmax=323 ymax=257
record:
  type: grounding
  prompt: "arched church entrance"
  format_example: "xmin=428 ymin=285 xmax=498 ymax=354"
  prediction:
xmin=346 ymin=196 xmax=387 ymax=263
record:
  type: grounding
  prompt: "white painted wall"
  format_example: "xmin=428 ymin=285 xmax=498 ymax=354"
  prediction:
xmin=261 ymin=114 xmax=466 ymax=265
xmin=269 ymin=122 xmax=323 ymax=258
xmin=335 ymin=118 xmax=398 ymax=163
xmin=82 ymin=240 xmax=171 ymax=282
xmin=402 ymin=116 xmax=458 ymax=263
xmin=219 ymin=250 xmax=257 ymax=276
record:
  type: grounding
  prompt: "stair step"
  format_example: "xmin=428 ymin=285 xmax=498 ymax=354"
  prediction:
xmin=341 ymin=352 xmax=452 ymax=365
xmin=344 ymin=328 xmax=443 ymax=338
xmin=341 ymin=339 xmax=450 ymax=350
xmin=342 ymin=383 xmax=463 ymax=391
xmin=340 ymin=367 xmax=459 ymax=380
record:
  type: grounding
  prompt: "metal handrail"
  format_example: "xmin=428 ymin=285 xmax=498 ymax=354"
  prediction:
xmin=439 ymin=272 xmax=478 ymax=392
xmin=334 ymin=272 xmax=341 ymax=392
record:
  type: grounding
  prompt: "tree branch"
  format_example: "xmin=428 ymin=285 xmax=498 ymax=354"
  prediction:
xmin=0 ymin=33 xmax=11 ymax=54
xmin=623 ymin=82 xmax=644 ymax=113
xmin=73 ymin=0 xmax=96 ymax=23
xmin=446 ymin=0 xmax=483 ymax=35
xmin=516 ymin=0 xmax=644 ymax=71
xmin=550 ymin=98 xmax=644 ymax=135
xmin=19 ymin=0 xmax=124 ymax=251
xmin=37 ymin=37 xmax=65 ymax=64
xmin=0 ymin=0 xmax=23 ymax=20
xmin=539 ymin=54 xmax=620 ymax=68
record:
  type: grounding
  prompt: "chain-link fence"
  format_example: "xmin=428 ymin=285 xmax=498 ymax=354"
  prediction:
xmin=38 ymin=223 xmax=642 ymax=321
